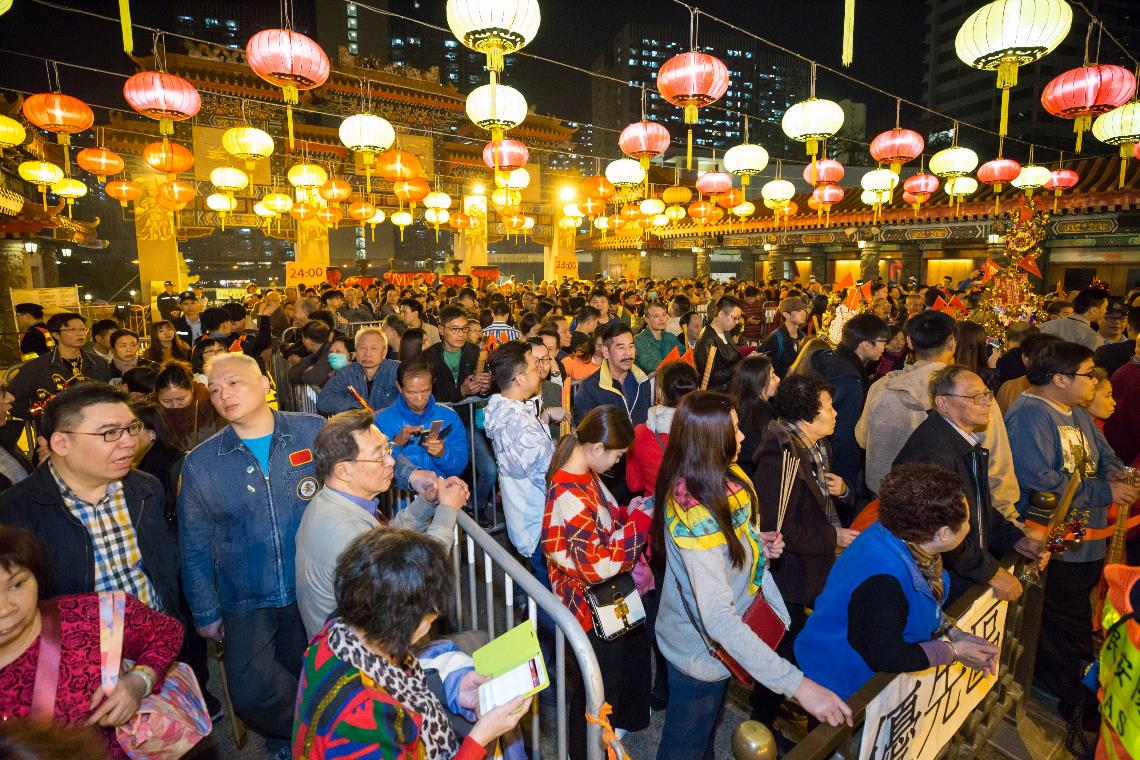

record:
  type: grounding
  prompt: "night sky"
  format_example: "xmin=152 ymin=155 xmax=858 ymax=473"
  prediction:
xmin=0 ymin=0 xmax=929 ymax=138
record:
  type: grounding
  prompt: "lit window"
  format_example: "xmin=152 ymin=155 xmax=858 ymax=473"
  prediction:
xmin=347 ymin=30 xmax=357 ymax=41
xmin=177 ymin=15 xmax=192 ymax=23
xmin=205 ymin=17 xmax=219 ymax=27
xmin=445 ymin=39 xmax=457 ymax=48
xmin=347 ymin=3 xmax=357 ymax=16
xmin=392 ymin=38 xmax=403 ymax=46
xmin=347 ymin=18 xmax=357 ymax=29
xmin=226 ymin=19 xmax=237 ymax=29
xmin=348 ymin=42 xmax=359 ymax=54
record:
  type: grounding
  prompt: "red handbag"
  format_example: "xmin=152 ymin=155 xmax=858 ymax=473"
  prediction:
xmin=676 ymin=580 xmax=787 ymax=686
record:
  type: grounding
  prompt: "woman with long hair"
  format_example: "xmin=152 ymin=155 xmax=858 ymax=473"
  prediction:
xmin=652 ymin=392 xmax=851 ymax=759
xmin=787 ymin=337 xmax=830 ymax=377
xmin=954 ymin=320 xmax=1000 ymax=392
xmin=144 ymin=320 xmax=190 ymax=364
xmin=153 ymin=361 xmax=223 ymax=451
xmin=728 ymin=353 xmax=780 ymax=466
xmin=562 ymin=334 xmax=603 ymax=382
xmin=131 ymin=401 xmax=185 ymax=523
xmin=544 ymin=406 xmax=653 ymax=758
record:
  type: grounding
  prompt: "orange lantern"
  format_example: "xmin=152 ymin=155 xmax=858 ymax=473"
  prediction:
xmin=318 ymin=177 xmax=353 ymax=204
xmin=158 ymin=180 xmax=196 ymax=207
xmin=582 ymin=175 xmax=616 ymax=202
xmin=393 ymin=177 xmax=430 ymax=208
xmin=22 ymin=93 xmax=93 ymax=146
xmin=377 ymin=148 xmax=422 ymax=183
xmin=76 ymin=147 xmax=124 ymax=183
xmin=579 ymin=196 xmax=606 ymax=216
xmin=317 ymin=205 xmax=343 ymax=227
xmin=348 ymin=199 xmax=377 ymax=224
xmin=687 ymin=199 xmax=716 ymax=225
xmin=122 ymin=71 xmax=201 ymax=135
xmin=714 ymin=188 xmax=745 ymax=209
xmin=156 ymin=194 xmax=189 ymax=213
xmin=245 ymin=29 xmax=330 ymax=148
xmin=291 ymin=201 xmax=318 ymax=222
xmin=449 ymin=211 xmax=475 ymax=231
xmin=105 ymin=179 xmax=142 ymax=207
xmin=695 ymin=171 xmax=732 ymax=197
xmin=143 ymin=141 xmax=194 ymax=178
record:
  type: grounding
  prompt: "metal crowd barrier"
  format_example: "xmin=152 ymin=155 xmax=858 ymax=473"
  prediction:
xmin=344 ymin=320 xmax=385 ymax=337
xmin=785 ymin=552 xmax=1044 ymax=760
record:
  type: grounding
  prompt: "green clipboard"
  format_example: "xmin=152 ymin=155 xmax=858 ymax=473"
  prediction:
xmin=473 ymin=620 xmax=549 ymax=713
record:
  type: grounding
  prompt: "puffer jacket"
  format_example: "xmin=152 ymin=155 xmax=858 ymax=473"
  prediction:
xmin=484 ymin=393 xmax=554 ymax=556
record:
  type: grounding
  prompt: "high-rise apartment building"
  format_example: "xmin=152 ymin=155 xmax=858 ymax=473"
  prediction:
xmin=591 ymin=23 xmax=809 ymax=158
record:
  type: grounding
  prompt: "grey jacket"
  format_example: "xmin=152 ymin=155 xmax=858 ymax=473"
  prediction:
xmin=295 ymin=486 xmax=457 ymax=636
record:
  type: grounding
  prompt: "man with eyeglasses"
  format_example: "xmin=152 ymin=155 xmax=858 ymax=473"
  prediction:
xmin=295 ymin=408 xmax=467 ymax=637
xmin=895 ymin=365 xmax=1032 ymax=604
xmin=694 ymin=295 xmax=745 ymax=392
xmin=1006 ymin=339 xmax=1140 ymax=730
xmin=8 ymin=312 xmax=112 ymax=426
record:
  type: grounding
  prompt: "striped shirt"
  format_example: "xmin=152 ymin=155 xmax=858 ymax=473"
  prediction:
xmin=50 ymin=463 xmax=158 ymax=610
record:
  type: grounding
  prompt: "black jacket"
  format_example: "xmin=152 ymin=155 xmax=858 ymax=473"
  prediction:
xmin=19 ymin=323 xmax=52 ymax=358
xmin=893 ymin=410 xmax=1020 ymax=588
xmin=156 ymin=292 xmax=181 ymax=320
xmin=759 ymin=325 xmax=801 ymax=379
xmin=8 ymin=349 xmax=112 ymax=422
xmin=694 ymin=326 xmax=742 ymax=392
xmin=0 ymin=435 xmax=34 ymax=493
xmin=423 ymin=342 xmax=481 ymax=403
xmin=811 ymin=345 xmax=870 ymax=508
xmin=1095 ymin=340 xmax=1136 ymax=377
xmin=753 ymin=421 xmax=852 ymax=606
xmin=171 ymin=316 xmax=202 ymax=345
xmin=0 ymin=465 xmax=181 ymax=618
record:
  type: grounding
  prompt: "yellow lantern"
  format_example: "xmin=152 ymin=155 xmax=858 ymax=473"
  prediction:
xmin=288 ymin=163 xmax=329 ymax=200
xmin=860 ymin=189 xmax=891 ymax=206
xmin=593 ymin=215 xmax=611 ymax=238
xmin=466 ymin=83 xmax=527 ymax=141
xmin=253 ymin=201 xmax=276 ymax=230
xmin=604 ymin=158 xmax=646 ymax=189
xmin=664 ymin=204 xmax=687 ymax=222
xmin=639 ymin=198 xmax=665 ymax=216
xmin=732 ymin=201 xmax=755 ymax=218
xmin=365 ymin=208 xmax=387 ymax=240
xmin=490 ymin=187 xmax=521 ymax=208
xmin=19 ymin=160 xmax=64 ymax=209
xmin=651 ymin=213 xmax=670 ymax=229
xmin=446 ymin=0 xmax=540 ymax=73
xmin=424 ymin=191 xmax=452 ymax=211
xmin=930 ymin=146 xmax=979 ymax=178
xmin=955 ymin=0 xmax=1072 ymax=136
xmin=1092 ymin=102 xmax=1140 ymax=188
xmin=1011 ymin=164 xmax=1051 ymax=195
xmin=263 ymin=192 xmax=294 ymax=214
xmin=50 ymin=177 xmax=86 ymax=217
xmin=424 ymin=207 xmax=451 ymax=240
xmin=391 ymin=208 xmax=413 ymax=241
xmin=0 ymin=115 xmax=25 ymax=152
xmin=210 ymin=166 xmax=249 ymax=196
xmin=207 ymin=192 xmax=238 ymax=229
xmin=558 ymin=215 xmax=580 ymax=229
xmin=339 ymin=114 xmax=395 ymax=191
xmin=662 ymin=185 xmax=692 ymax=205
xmin=494 ymin=167 xmax=531 ymax=190
xmin=945 ymin=176 xmax=979 ymax=216
xmin=860 ymin=169 xmax=898 ymax=221
xmin=222 ymin=126 xmax=274 ymax=170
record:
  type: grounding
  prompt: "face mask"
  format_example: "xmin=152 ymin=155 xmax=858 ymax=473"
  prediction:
xmin=328 ymin=352 xmax=349 ymax=370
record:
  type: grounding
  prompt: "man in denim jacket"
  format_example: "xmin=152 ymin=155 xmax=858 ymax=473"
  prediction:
xmin=178 ymin=353 xmax=325 ymax=759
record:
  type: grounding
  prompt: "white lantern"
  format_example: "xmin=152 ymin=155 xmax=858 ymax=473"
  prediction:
xmin=391 ymin=209 xmax=414 ymax=240
xmin=639 ymin=198 xmax=665 ymax=216
xmin=860 ymin=189 xmax=891 ymax=205
xmin=424 ymin=191 xmax=452 ymax=210
xmin=781 ymin=98 xmax=844 ymax=157
xmin=723 ymin=142 xmax=769 ymax=186
xmin=732 ymin=201 xmax=756 ymax=217
xmin=760 ymin=178 xmax=796 ymax=206
xmin=1092 ymin=103 xmax=1140 ymax=187
xmin=929 ymin=146 xmax=980 ymax=178
xmin=494 ymin=167 xmax=530 ymax=190
xmin=210 ymin=166 xmax=249 ymax=195
xmin=446 ymin=0 xmax=541 ymax=72
xmin=1011 ymin=164 xmax=1051 ymax=192
xmin=860 ymin=168 xmax=899 ymax=193
xmin=262 ymin=192 xmax=294 ymax=213
xmin=466 ymin=83 xmax=528 ymax=141
xmin=605 ymin=158 xmax=646 ymax=189
xmin=339 ymin=114 xmax=395 ymax=155
xmin=944 ymin=176 xmax=979 ymax=197
xmin=207 ymin=192 xmax=238 ymax=229
xmin=222 ymin=126 xmax=274 ymax=170
xmin=562 ymin=203 xmax=585 ymax=218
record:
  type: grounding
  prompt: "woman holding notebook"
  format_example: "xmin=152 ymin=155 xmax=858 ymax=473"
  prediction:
xmin=651 ymin=391 xmax=852 ymax=760
xmin=543 ymin=406 xmax=654 ymax=759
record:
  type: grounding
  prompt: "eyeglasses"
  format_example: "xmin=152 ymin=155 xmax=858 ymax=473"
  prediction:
xmin=1065 ymin=371 xmax=1097 ymax=380
xmin=60 ymin=420 xmax=144 ymax=442
xmin=58 ymin=326 xmax=88 ymax=333
xmin=345 ymin=457 xmax=392 ymax=465
xmin=443 ymin=324 xmax=468 ymax=334
xmin=534 ymin=356 xmax=552 ymax=365
xmin=942 ymin=390 xmax=994 ymax=405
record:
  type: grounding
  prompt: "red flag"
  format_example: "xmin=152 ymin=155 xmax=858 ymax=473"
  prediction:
xmin=859 ymin=281 xmax=874 ymax=303
xmin=1018 ymin=255 xmax=1042 ymax=279
xmin=832 ymin=272 xmax=855 ymax=293
xmin=843 ymin=290 xmax=861 ymax=311
xmin=933 ymin=296 xmax=949 ymax=312
xmin=980 ymin=259 xmax=1001 ymax=285
xmin=948 ymin=295 xmax=967 ymax=315
xmin=659 ymin=344 xmax=695 ymax=370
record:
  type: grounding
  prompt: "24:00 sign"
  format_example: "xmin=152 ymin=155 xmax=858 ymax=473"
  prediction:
xmin=287 ymin=265 xmax=325 ymax=278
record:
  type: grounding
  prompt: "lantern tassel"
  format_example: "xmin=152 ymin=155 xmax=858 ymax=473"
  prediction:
xmin=283 ymin=85 xmax=299 ymax=150
xmin=1074 ymin=115 xmax=1090 ymax=153
xmin=686 ymin=128 xmax=693 ymax=170
xmin=1053 ymin=189 xmax=1060 ymax=213
xmin=1119 ymin=152 xmax=1128 ymax=190
xmin=286 ymin=106 xmax=295 ymax=150
xmin=119 ymin=0 xmax=134 ymax=55
xmin=996 ymin=60 xmax=1018 ymax=137
xmin=842 ymin=0 xmax=855 ymax=66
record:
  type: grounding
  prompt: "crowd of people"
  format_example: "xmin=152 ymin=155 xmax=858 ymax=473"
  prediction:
xmin=0 ymin=269 xmax=1138 ymax=759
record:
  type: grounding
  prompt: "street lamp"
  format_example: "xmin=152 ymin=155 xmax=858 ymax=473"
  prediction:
xmin=987 ymin=233 xmax=1003 ymax=245
xmin=23 ymin=240 xmax=38 ymax=254
xmin=83 ymin=293 xmax=92 ymax=302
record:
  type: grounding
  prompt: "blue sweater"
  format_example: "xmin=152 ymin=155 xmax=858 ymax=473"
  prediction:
xmin=795 ymin=522 xmax=946 ymax=699
xmin=1004 ymin=393 xmax=1123 ymax=563
xmin=316 ymin=360 xmax=400 ymax=415
xmin=373 ymin=395 xmax=469 ymax=478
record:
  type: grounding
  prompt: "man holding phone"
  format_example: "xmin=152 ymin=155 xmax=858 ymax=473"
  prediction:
xmin=373 ymin=359 xmax=469 ymax=479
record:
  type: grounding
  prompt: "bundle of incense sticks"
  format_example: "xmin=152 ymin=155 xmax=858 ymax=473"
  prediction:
xmin=700 ymin=346 xmax=716 ymax=390
xmin=347 ymin=385 xmax=374 ymax=414
xmin=776 ymin=450 xmax=798 ymax=534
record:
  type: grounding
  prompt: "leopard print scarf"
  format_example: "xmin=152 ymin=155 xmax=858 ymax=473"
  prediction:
xmin=326 ymin=619 xmax=459 ymax=760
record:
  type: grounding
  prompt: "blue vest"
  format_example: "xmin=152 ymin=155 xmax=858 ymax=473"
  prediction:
xmin=794 ymin=521 xmax=946 ymax=699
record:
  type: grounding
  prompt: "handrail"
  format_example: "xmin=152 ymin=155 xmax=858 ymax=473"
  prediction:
xmin=452 ymin=510 xmax=608 ymax=760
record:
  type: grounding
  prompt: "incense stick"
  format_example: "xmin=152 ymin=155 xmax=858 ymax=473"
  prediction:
xmin=776 ymin=450 xmax=797 ymax=534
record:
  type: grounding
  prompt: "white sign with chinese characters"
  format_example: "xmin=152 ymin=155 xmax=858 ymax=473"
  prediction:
xmin=859 ymin=590 xmax=1008 ymax=760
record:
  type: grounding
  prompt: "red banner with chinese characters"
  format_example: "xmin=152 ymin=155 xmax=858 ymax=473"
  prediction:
xmin=440 ymin=275 xmax=467 ymax=288
xmin=384 ymin=271 xmax=437 ymax=286
xmin=470 ymin=266 xmax=500 ymax=283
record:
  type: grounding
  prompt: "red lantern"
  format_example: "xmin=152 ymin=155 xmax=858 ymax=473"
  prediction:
xmin=122 ymin=72 xmax=201 ymax=135
xmin=143 ymin=141 xmax=194 ymax=177
xmin=582 ymin=175 xmax=615 ymax=201
xmin=618 ymin=120 xmax=670 ymax=168
xmin=483 ymin=139 xmax=529 ymax=172
xmin=810 ymin=184 xmax=844 ymax=226
xmin=22 ymin=93 xmax=93 ymax=145
xmin=76 ymin=147 xmax=124 ymax=183
xmin=326 ymin=267 xmax=343 ymax=286
xmin=903 ymin=174 xmax=939 ymax=216
xmin=714 ymin=188 xmax=745 ymax=209
xmin=708 ymin=206 xmax=726 ymax=224
xmin=803 ymin=158 xmax=845 ymax=187
xmin=291 ymin=201 xmax=318 ymax=222
xmin=1041 ymin=65 xmax=1135 ymax=153
xmin=869 ymin=128 xmax=925 ymax=173
xmin=393 ymin=177 xmax=430 ymax=207
xmin=657 ymin=51 xmax=729 ymax=168
xmin=245 ymin=29 xmax=330 ymax=148
xmin=377 ymin=149 xmax=422 ymax=182
xmin=318 ymin=177 xmax=353 ymax=204
xmin=1044 ymin=168 xmax=1079 ymax=212
xmin=317 ymin=205 xmax=343 ymax=227
xmin=977 ymin=157 xmax=1021 ymax=213
xmin=105 ymin=179 xmax=142 ymax=207
xmin=158 ymin=180 xmax=195 ymax=206
xmin=580 ymin=196 xmax=606 ymax=216
xmin=156 ymin=194 xmax=189 ymax=213
xmin=695 ymin=171 xmax=732 ymax=197
xmin=687 ymin=199 xmax=716 ymax=225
